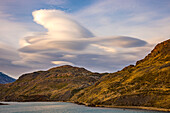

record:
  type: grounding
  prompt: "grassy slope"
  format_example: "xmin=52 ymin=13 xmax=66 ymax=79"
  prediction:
xmin=71 ymin=39 xmax=170 ymax=109
xmin=0 ymin=65 xmax=104 ymax=101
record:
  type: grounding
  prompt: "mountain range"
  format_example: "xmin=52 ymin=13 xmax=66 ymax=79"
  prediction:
xmin=0 ymin=72 xmax=16 ymax=84
xmin=0 ymin=39 xmax=169 ymax=111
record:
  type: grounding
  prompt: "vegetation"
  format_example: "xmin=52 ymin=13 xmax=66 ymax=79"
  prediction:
xmin=0 ymin=65 xmax=103 ymax=101
xmin=71 ymin=39 xmax=170 ymax=109
xmin=0 ymin=39 xmax=169 ymax=110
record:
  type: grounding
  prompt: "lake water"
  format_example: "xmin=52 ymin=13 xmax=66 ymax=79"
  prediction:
xmin=0 ymin=102 xmax=166 ymax=113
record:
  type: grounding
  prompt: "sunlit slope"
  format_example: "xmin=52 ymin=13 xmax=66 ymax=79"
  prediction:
xmin=71 ymin=39 xmax=170 ymax=109
xmin=0 ymin=65 xmax=104 ymax=101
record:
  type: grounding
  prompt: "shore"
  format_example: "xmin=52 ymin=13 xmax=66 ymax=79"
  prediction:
xmin=95 ymin=105 xmax=170 ymax=112
xmin=0 ymin=103 xmax=8 ymax=105
xmin=1 ymin=101 xmax=170 ymax=112
xmin=72 ymin=101 xmax=170 ymax=112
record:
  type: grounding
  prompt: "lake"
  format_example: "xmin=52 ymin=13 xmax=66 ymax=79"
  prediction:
xmin=0 ymin=102 xmax=166 ymax=113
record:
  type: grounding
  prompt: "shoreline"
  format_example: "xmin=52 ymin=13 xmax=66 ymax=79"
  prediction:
xmin=0 ymin=103 xmax=8 ymax=105
xmin=70 ymin=101 xmax=170 ymax=112
xmin=95 ymin=105 xmax=170 ymax=112
xmin=1 ymin=101 xmax=170 ymax=112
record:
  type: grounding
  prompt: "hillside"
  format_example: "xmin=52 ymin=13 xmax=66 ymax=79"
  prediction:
xmin=0 ymin=39 xmax=169 ymax=111
xmin=0 ymin=65 xmax=104 ymax=101
xmin=71 ymin=39 xmax=170 ymax=109
xmin=0 ymin=72 xmax=16 ymax=84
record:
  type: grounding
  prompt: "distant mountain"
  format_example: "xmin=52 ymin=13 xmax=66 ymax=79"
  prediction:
xmin=0 ymin=39 xmax=169 ymax=111
xmin=0 ymin=72 xmax=16 ymax=84
xmin=72 ymin=39 xmax=170 ymax=109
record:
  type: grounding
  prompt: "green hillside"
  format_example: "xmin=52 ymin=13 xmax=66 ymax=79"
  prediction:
xmin=71 ymin=39 xmax=170 ymax=109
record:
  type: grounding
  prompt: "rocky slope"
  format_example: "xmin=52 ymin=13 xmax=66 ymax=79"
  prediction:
xmin=71 ymin=39 xmax=170 ymax=109
xmin=0 ymin=72 xmax=16 ymax=84
xmin=0 ymin=65 xmax=104 ymax=101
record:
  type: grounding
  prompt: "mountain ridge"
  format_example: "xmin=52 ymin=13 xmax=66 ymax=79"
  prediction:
xmin=71 ymin=39 xmax=170 ymax=109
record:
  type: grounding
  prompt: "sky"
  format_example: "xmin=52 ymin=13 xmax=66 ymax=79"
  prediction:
xmin=0 ymin=0 xmax=169 ymax=78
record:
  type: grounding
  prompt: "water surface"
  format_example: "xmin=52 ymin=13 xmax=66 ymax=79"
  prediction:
xmin=0 ymin=102 xmax=166 ymax=113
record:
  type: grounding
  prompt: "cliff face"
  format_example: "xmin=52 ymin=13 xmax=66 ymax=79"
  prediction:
xmin=0 ymin=39 xmax=169 ymax=109
xmin=0 ymin=65 xmax=103 ymax=101
xmin=71 ymin=39 xmax=170 ymax=109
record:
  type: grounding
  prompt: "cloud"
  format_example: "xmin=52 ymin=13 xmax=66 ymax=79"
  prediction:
xmin=91 ymin=44 xmax=117 ymax=53
xmin=52 ymin=61 xmax=73 ymax=65
xmin=32 ymin=9 xmax=94 ymax=40
xmin=0 ymin=42 xmax=32 ymax=78
xmin=18 ymin=9 xmax=94 ymax=52
xmin=73 ymin=0 xmax=170 ymax=44
xmin=0 ymin=9 xmax=150 ymax=78
xmin=0 ymin=11 xmax=29 ymax=47
xmin=0 ymin=42 xmax=19 ymax=61
xmin=95 ymin=36 xmax=147 ymax=48
xmin=19 ymin=38 xmax=90 ymax=53
xmin=14 ymin=9 xmax=148 ymax=73
xmin=0 ymin=10 xmax=45 ymax=48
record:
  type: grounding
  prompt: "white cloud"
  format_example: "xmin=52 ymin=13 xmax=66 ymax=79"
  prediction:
xmin=14 ymin=9 xmax=148 ymax=73
xmin=52 ymin=61 xmax=73 ymax=65
xmin=91 ymin=44 xmax=117 ymax=53
xmin=0 ymin=9 xmax=151 ymax=77
xmin=32 ymin=9 xmax=94 ymax=40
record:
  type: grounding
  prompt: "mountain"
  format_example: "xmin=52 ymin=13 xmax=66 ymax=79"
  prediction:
xmin=0 ymin=72 xmax=16 ymax=84
xmin=0 ymin=65 xmax=105 ymax=101
xmin=71 ymin=39 xmax=170 ymax=109
xmin=0 ymin=39 xmax=169 ymax=111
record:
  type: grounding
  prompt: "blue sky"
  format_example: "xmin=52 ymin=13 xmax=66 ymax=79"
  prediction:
xmin=0 ymin=0 xmax=170 ymax=78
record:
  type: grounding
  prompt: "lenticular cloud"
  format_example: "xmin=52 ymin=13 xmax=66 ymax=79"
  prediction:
xmin=14 ymin=9 xmax=148 ymax=73
xmin=32 ymin=9 xmax=94 ymax=40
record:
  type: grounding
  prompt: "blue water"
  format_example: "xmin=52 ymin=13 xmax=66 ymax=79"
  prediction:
xmin=0 ymin=102 xmax=166 ymax=113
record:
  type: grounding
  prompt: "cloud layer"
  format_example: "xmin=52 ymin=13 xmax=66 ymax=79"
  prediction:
xmin=6 ymin=9 xmax=149 ymax=77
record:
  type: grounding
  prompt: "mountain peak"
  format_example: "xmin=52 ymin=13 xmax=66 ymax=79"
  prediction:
xmin=136 ymin=39 xmax=170 ymax=65
xmin=0 ymin=72 xmax=16 ymax=84
xmin=48 ymin=65 xmax=92 ymax=74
